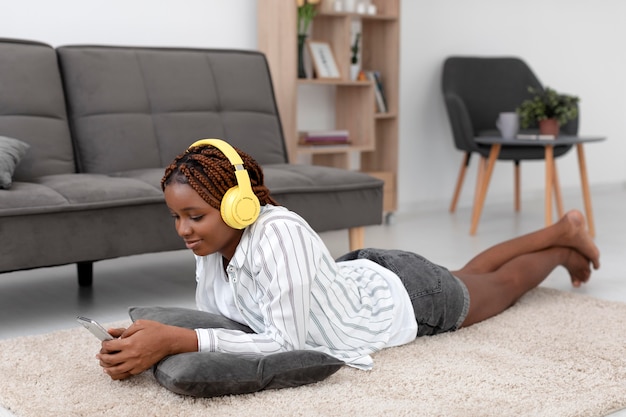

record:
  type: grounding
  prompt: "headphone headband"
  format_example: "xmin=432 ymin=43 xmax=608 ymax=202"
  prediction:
xmin=189 ymin=138 xmax=244 ymax=166
xmin=187 ymin=138 xmax=260 ymax=229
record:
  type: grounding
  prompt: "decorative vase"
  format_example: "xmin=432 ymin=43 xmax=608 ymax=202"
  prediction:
xmin=350 ymin=64 xmax=360 ymax=81
xmin=297 ymin=34 xmax=307 ymax=79
xmin=539 ymin=118 xmax=560 ymax=137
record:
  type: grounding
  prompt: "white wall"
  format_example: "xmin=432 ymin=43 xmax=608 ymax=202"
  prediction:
xmin=3 ymin=0 xmax=257 ymax=49
xmin=3 ymin=0 xmax=625 ymax=212
xmin=400 ymin=0 xmax=626 ymax=211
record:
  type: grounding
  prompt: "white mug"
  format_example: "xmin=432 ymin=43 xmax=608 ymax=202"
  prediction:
xmin=496 ymin=112 xmax=519 ymax=140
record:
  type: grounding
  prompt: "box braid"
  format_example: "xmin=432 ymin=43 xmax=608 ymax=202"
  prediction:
xmin=161 ymin=144 xmax=279 ymax=211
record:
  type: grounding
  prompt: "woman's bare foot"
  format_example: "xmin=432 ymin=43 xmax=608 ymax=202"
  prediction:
xmin=563 ymin=248 xmax=592 ymax=288
xmin=559 ymin=210 xmax=600 ymax=270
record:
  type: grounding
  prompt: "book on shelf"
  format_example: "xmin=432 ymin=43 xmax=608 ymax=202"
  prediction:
xmin=362 ymin=70 xmax=388 ymax=113
xmin=298 ymin=129 xmax=350 ymax=146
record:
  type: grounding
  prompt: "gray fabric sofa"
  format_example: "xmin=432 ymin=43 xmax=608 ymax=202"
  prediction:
xmin=0 ymin=38 xmax=383 ymax=286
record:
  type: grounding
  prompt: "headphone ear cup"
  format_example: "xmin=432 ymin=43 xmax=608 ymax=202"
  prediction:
xmin=220 ymin=185 xmax=260 ymax=229
xmin=188 ymin=138 xmax=261 ymax=229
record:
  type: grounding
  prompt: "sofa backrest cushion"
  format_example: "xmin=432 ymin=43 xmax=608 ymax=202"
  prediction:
xmin=57 ymin=46 xmax=288 ymax=174
xmin=0 ymin=38 xmax=76 ymax=180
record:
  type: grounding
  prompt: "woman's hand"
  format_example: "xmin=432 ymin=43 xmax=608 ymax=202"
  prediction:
xmin=96 ymin=319 xmax=197 ymax=380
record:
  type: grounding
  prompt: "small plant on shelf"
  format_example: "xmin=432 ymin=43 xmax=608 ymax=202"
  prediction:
xmin=296 ymin=0 xmax=321 ymax=78
xmin=297 ymin=0 xmax=320 ymax=35
xmin=351 ymin=33 xmax=361 ymax=65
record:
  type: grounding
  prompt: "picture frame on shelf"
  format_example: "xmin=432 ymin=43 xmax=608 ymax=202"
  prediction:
xmin=307 ymin=41 xmax=341 ymax=79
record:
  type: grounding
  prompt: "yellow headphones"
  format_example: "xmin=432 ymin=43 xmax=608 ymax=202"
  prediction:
xmin=188 ymin=139 xmax=260 ymax=229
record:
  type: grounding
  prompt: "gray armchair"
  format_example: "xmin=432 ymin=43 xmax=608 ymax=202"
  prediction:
xmin=441 ymin=56 xmax=578 ymax=218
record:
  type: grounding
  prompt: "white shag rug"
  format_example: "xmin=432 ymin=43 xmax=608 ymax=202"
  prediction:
xmin=1 ymin=287 xmax=625 ymax=417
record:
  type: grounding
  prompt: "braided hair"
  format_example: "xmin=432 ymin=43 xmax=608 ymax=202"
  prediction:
xmin=161 ymin=143 xmax=279 ymax=210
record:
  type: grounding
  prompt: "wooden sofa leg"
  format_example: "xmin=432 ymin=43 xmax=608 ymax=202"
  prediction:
xmin=348 ymin=227 xmax=365 ymax=251
xmin=77 ymin=261 xmax=94 ymax=287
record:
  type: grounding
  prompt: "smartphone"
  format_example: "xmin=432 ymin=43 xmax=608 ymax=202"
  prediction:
xmin=76 ymin=316 xmax=114 ymax=341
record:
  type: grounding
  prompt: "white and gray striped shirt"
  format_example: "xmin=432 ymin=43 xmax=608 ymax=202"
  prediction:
xmin=195 ymin=205 xmax=415 ymax=369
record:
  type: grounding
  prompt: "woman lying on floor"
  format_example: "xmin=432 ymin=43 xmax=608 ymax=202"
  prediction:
xmin=95 ymin=139 xmax=600 ymax=394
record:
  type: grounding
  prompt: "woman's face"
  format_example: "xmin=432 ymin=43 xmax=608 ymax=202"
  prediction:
xmin=164 ymin=182 xmax=242 ymax=260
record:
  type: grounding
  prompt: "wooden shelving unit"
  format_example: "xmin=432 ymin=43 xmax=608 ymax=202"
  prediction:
xmin=257 ymin=0 xmax=400 ymax=214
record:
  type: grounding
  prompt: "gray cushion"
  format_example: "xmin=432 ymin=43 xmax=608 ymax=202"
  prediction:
xmin=128 ymin=306 xmax=344 ymax=397
xmin=0 ymin=136 xmax=30 ymax=189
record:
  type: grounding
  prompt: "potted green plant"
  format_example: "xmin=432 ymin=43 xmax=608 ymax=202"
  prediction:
xmin=296 ymin=0 xmax=320 ymax=79
xmin=516 ymin=87 xmax=579 ymax=136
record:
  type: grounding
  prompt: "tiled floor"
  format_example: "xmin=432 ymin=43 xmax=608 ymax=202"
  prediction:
xmin=1 ymin=183 xmax=624 ymax=416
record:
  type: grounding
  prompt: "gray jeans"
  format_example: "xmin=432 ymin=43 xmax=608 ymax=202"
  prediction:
xmin=336 ymin=248 xmax=470 ymax=336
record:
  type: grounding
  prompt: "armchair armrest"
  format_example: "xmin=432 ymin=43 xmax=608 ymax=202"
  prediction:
xmin=442 ymin=93 xmax=479 ymax=152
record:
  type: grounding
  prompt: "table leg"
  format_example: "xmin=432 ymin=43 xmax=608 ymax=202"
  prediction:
xmin=514 ymin=162 xmax=521 ymax=212
xmin=576 ymin=143 xmax=596 ymax=237
xmin=544 ymin=145 xmax=554 ymax=226
xmin=552 ymin=159 xmax=564 ymax=218
xmin=472 ymin=156 xmax=486 ymax=213
xmin=470 ymin=144 xmax=500 ymax=235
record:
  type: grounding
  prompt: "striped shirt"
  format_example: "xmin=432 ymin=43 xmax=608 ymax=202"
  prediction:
xmin=195 ymin=205 xmax=411 ymax=369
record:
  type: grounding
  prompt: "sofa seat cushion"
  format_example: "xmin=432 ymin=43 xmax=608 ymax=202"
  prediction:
xmin=114 ymin=165 xmax=384 ymax=195
xmin=114 ymin=164 xmax=384 ymax=232
xmin=0 ymin=182 xmax=69 ymax=213
xmin=111 ymin=168 xmax=164 ymax=190
xmin=0 ymin=173 xmax=164 ymax=216
xmin=263 ymin=164 xmax=382 ymax=193
xmin=112 ymin=164 xmax=384 ymax=232
xmin=263 ymin=164 xmax=384 ymax=232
